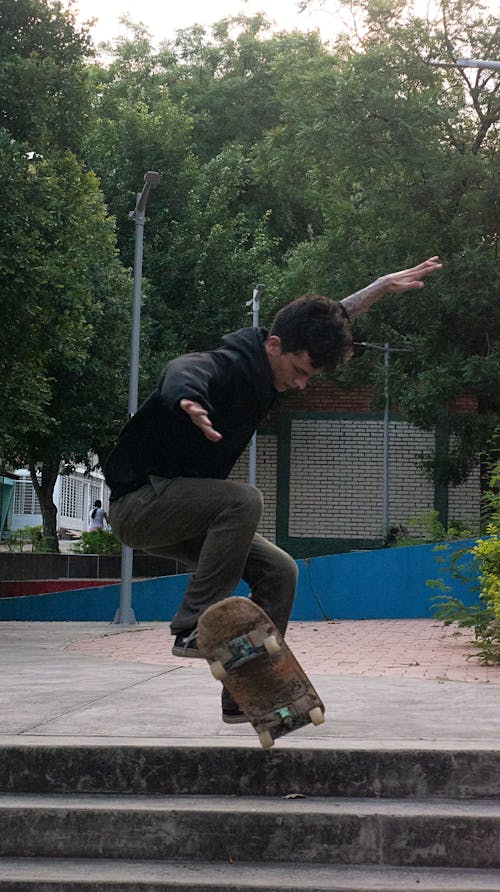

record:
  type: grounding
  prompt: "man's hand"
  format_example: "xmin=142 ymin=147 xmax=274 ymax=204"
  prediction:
xmin=341 ymin=255 xmax=442 ymax=320
xmin=382 ymin=256 xmax=442 ymax=293
xmin=180 ymin=399 xmax=222 ymax=442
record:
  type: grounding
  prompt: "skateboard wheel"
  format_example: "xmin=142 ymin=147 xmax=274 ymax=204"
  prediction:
xmin=258 ymin=730 xmax=274 ymax=749
xmin=210 ymin=660 xmax=228 ymax=681
xmin=263 ymin=634 xmax=281 ymax=656
xmin=309 ymin=707 xmax=326 ymax=726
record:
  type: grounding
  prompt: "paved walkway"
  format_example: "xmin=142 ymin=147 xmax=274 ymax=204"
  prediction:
xmin=2 ymin=619 xmax=499 ymax=749
xmin=67 ymin=619 xmax=500 ymax=684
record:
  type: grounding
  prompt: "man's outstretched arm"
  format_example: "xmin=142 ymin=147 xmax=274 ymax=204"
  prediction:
xmin=341 ymin=256 xmax=442 ymax=321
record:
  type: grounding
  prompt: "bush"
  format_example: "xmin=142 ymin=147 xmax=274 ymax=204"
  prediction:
xmin=387 ymin=509 xmax=473 ymax=547
xmin=5 ymin=525 xmax=43 ymax=552
xmin=34 ymin=535 xmax=59 ymax=553
xmin=430 ymin=459 xmax=500 ymax=664
xmin=72 ymin=529 xmax=122 ymax=555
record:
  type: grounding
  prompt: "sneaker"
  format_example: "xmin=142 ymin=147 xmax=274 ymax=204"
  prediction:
xmin=222 ymin=705 xmax=250 ymax=724
xmin=172 ymin=628 xmax=203 ymax=658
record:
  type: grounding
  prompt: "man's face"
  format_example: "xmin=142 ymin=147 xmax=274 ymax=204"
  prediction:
xmin=265 ymin=336 xmax=322 ymax=392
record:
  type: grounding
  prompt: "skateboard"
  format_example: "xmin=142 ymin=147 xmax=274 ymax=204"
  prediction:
xmin=197 ymin=596 xmax=325 ymax=748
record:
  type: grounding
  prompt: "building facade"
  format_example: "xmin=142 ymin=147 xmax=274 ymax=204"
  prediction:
xmin=6 ymin=466 xmax=108 ymax=538
xmin=229 ymin=382 xmax=480 ymax=557
xmin=5 ymin=382 xmax=480 ymax=555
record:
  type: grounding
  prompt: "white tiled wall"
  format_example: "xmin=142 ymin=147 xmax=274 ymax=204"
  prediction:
xmin=230 ymin=435 xmax=278 ymax=542
xmin=222 ymin=418 xmax=480 ymax=544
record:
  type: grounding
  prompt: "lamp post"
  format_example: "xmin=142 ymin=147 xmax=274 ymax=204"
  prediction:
xmin=114 ymin=171 xmax=160 ymax=625
xmin=429 ymin=58 xmax=500 ymax=71
xmin=358 ymin=341 xmax=414 ymax=541
xmin=245 ymin=284 xmax=266 ymax=487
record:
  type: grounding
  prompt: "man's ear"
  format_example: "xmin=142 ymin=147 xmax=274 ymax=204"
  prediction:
xmin=265 ymin=335 xmax=282 ymax=355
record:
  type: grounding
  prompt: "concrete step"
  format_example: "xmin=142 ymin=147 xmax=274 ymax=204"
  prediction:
xmin=1 ymin=793 xmax=500 ymax=868
xmin=2 ymin=742 xmax=500 ymax=798
xmin=1 ymin=859 xmax=500 ymax=891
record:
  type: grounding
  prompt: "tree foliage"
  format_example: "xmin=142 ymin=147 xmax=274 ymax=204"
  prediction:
xmin=261 ymin=0 xmax=500 ymax=482
xmin=0 ymin=0 xmax=130 ymax=545
xmin=1 ymin=0 xmax=499 ymax=548
xmin=0 ymin=0 xmax=93 ymax=154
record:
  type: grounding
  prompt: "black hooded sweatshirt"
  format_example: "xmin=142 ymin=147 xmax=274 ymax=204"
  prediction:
xmin=104 ymin=327 xmax=277 ymax=501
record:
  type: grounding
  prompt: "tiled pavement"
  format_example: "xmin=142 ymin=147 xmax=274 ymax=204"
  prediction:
xmin=3 ymin=619 xmax=500 ymax=744
xmin=67 ymin=619 xmax=500 ymax=685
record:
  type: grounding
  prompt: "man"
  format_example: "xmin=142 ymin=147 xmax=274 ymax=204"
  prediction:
xmin=105 ymin=256 xmax=441 ymax=723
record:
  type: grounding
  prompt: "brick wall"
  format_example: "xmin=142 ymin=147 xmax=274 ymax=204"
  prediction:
xmin=229 ymin=382 xmax=481 ymax=552
xmin=288 ymin=418 xmax=436 ymax=538
xmin=448 ymin=463 xmax=481 ymax=532
xmin=230 ymin=435 xmax=278 ymax=542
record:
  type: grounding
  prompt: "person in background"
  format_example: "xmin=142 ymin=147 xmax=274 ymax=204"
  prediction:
xmin=88 ymin=499 xmax=109 ymax=533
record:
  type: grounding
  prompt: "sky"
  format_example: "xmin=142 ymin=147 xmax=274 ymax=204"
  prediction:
xmin=66 ymin=0 xmax=346 ymax=47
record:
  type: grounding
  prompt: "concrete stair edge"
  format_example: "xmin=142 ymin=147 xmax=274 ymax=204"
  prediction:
xmin=2 ymin=743 xmax=500 ymax=799
xmin=0 ymin=859 xmax=500 ymax=892
xmin=1 ymin=793 xmax=500 ymax=868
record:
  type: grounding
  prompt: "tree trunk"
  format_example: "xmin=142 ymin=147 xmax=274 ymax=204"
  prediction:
xmin=29 ymin=460 xmax=60 ymax=553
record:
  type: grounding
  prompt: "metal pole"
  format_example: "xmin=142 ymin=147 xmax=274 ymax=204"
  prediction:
xmin=382 ymin=343 xmax=390 ymax=541
xmin=246 ymin=284 xmax=265 ymax=487
xmin=427 ymin=59 xmax=500 ymax=71
xmin=128 ymin=204 xmax=145 ymax=416
xmin=456 ymin=58 xmax=500 ymax=70
xmin=358 ymin=341 xmax=414 ymax=543
xmin=114 ymin=171 xmax=160 ymax=625
xmin=429 ymin=58 xmax=500 ymax=71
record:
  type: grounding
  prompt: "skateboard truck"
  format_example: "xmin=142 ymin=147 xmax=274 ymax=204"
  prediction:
xmin=209 ymin=626 xmax=281 ymax=680
xmin=276 ymin=706 xmax=297 ymax=730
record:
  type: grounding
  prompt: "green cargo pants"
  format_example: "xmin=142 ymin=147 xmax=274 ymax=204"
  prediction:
xmin=109 ymin=476 xmax=297 ymax=638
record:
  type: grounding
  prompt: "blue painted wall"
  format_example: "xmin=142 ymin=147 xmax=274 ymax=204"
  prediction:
xmin=0 ymin=540 xmax=478 ymax=623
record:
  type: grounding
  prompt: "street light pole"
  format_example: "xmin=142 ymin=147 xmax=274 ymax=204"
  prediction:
xmin=383 ymin=342 xmax=390 ymax=541
xmin=114 ymin=171 xmax=160 ymax=626
xmin=358 ymin=341 xmax=414 ymax=541
xmin=429 ymin=58 xmax=500 ymax=71
xmin=245 ymin=284 xmax=265 ymax=487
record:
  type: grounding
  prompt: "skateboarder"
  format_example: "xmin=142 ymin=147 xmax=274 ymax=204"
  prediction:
xmin=105 ymin=257 xmax=441 ymax=723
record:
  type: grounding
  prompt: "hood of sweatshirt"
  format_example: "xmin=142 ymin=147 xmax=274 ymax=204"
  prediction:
xmin=220 ymin=326 xmax=275 ymax=402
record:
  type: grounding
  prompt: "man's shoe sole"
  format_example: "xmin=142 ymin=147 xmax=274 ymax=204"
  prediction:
xmin=222 ymin=711 xmax=251 ymax=724
xmin=171 ymin=646 xmax=204 ymax=658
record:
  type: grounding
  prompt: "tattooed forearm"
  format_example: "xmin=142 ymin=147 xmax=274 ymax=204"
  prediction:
xmin=340 ymin=278 xmax=388 ymax=321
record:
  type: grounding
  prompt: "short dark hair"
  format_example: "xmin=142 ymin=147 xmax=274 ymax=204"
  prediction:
xmin=269 ymin=295 xmax=353 ymax=371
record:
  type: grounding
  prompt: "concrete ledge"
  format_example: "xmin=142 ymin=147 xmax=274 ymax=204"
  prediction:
xmin=1 ymin=859 xmax=500 ymax=891
xmin=2 ymin=743 xmax=500 ymax=799
xmin=1 ymin=793 xmax=500 ymax=866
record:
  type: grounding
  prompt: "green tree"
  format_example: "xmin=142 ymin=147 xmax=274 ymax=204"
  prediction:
xmin=0 ymin=145 xmax=130 ymax=546
xmin=264 ymin=0 xmax=500 ymax=487
xmin=85 ymin=3 xmax=498 ymax=500
xmin=84 ymin=19 xmax=295 ymax=384
xmin=0 ymin=0 xmax=93 ymax=154
xmin=0 ymin=0 xmax=131 ymax=548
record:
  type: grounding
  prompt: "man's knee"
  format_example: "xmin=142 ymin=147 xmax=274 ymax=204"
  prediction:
xmin=261 ymin=545 xmax=297 ymax=592
xmin=231 ymin=482 xmax=263 ymax=523
xmin=276 ymin=549 xmax=298 ymax=588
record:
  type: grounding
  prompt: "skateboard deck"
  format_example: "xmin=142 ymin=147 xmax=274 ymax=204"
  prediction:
xmin=197 ymin=596 xmax=325 ymax=748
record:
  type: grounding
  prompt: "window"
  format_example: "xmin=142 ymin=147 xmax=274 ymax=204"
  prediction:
xmin=89 ymin=481 xmax=101 ymax=508
xmin=60 ymin=475 xmax=85 ymax=521
xmin=13 ymin=479 xmax=41 ymax=515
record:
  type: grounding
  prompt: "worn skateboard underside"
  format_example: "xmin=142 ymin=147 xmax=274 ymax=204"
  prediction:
xmin=197 ymin=596 xmax=325 ymax=747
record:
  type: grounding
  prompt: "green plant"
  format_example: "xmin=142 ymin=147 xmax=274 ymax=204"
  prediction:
xmin=430 ymin=458 xmax=500 ymax=664
xmin=388 ymin=510 xmax=473 ymax=547
xmin=4 ymin=525 xmax=43 ymax=552
xmin=72 ymin=529 xmax=122 ymax=555
xmin=34 ymin=535 xmax=59 ymax=553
